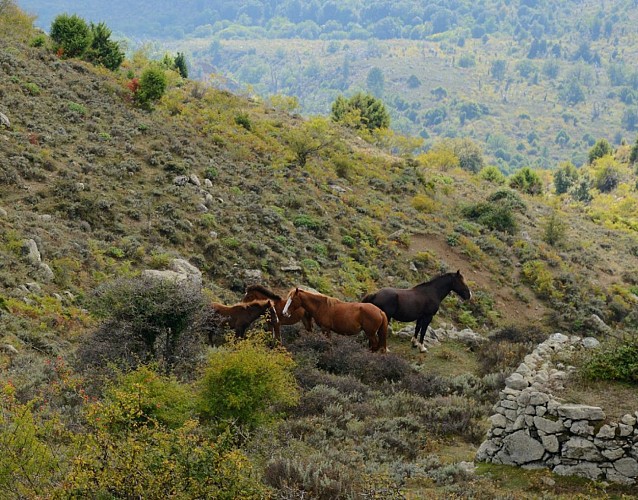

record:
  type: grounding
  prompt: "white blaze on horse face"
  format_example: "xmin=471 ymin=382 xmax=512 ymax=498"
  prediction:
xmin=282 ymin=296 xmax=293 ymax=317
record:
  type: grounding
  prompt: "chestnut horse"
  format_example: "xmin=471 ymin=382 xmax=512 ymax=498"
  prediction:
xmin=242 ymin=284 xmax=313 ymax=342
xmin=210 ymin=299 xmax=279 ymax=344
xmin=282 ymin=288 xmax=388 ymax=352
xmin=361 ymin=270 xmax=471 ymax=353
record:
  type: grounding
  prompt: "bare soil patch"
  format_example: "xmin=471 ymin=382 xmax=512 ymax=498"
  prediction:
xmin=407 ymin=233 xmax=549 ymax=327
xmin=557 ymin=377 xmax=638 ymax=423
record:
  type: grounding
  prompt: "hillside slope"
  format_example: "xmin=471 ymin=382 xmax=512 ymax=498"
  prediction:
xmin=1 ymin=10 xmax=638 ymax=348
xmin=1 ymin=8 xmax=638 ymax=497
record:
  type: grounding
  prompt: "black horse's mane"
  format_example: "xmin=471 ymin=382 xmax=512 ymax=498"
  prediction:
xmin=415 ymin=272 xmax=456 ymax=288
xmin=245 ymin=284 xmax=282 ymax=300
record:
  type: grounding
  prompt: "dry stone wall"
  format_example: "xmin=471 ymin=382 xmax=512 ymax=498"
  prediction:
xmin=476 ymin=333 xmax=638 ymax=486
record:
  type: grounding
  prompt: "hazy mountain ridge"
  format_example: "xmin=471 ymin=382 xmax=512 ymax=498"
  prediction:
xmin=18 ymin=0 xmax=638 ymax=169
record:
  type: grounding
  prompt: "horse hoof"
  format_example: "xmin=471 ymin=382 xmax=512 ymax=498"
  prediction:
xmin=418 ymin=344 xmax=428 ymax=353
xmin=411 ymin=337 xmax=418 ymax=347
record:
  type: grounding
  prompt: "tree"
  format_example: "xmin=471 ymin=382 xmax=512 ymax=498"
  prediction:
xmin=560 ymin=80 xmax=585 ymax=106
xmin=509 ymin=167 xmax=543 ymax=195
xmin=286 ymin=117 xmax=336 ymax=167
xmin=174 ymin=52 xmax=188 ymax=78
xmin=622 ymin=108 xmax=638 ymax=131
xmin=543 ymin=210 xmax=567 ymax=247
xmin=570 ymin=176 xmax=593 ymax=203
xmin=588 ymin=138 xmax=613 ymax=164
xmin=366 ymin=66 xmax=385 ymax=96
xmin=446 ymin=138 xmax=485 ymax=173
xmin=50 ymin=13 xmax=91 ymax=58
xmin=83 ymin=22 xmax=124 ymax=71
xmin=331 ymin=92 xmax=390 ymax=131
xmin=593 ymin=158 xmax=621 ymax=193
xmin=553 ymin=162 xmax=579 ymax=194
xmin=630 ymin=136 xmax=638 ymax=165
xmin=407 ymin=74 xmax=421 ymax=89
xmin=136 ymin=65 xmax=168 ymax=109
xmin=490 ymin=59 xmax=507 ymax=81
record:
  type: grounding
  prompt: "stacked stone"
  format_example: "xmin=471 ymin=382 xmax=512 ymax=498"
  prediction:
xmin=476 ymin=333 xmax=638 ymax=485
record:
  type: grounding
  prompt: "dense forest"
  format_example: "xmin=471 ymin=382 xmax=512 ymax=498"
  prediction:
xmin=17 ymin=0 xmax=638 ymax=41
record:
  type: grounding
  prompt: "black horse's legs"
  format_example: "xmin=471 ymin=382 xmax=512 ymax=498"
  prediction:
xmin=418 ymin=316 xmax=433 ymax=344
xmin=411 ymin=319 xmax=423 ymax=347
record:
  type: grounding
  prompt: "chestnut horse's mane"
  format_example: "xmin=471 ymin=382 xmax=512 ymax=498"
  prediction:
xmin=245 ymin=284 xmax=282 ymax=301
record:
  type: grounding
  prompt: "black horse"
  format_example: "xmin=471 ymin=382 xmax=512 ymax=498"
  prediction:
xmin=361 ymin=271 xmax=472 ymax=353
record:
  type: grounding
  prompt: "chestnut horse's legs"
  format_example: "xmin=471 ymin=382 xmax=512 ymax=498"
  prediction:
xmin=301 ymin=313 xmax=313 ymax=333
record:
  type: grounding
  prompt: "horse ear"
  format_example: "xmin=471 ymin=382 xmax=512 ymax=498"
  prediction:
xmin=456 ymin=269 xmax=461 ymax=275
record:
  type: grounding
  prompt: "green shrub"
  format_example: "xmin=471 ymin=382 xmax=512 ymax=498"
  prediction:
xmin=293 ymin=214 xmax=323 ymax=232
xmin=553 ymin=162 xmax=579 ymax=194
xmin=23 ymin=82 xmax=40 ymax=95
xmin=594 ymin=163 xmax=621 ymax=192
xmin=542 ymin=210 xmax=567 ymax=247
xmin=581 ymin=340 xmax=638 ymax=384
xmin=67 ymin=101 xmax=87 ymax=115
xmin=411 ymin=193 xmax=436 ymax=212
xmin=63 ymin=399 xmax=266 ymax=499
xmin=509 ymin=167 xmax=542 ymax=195
xmin=50 ymin=13 xmax=91 ymax=58
xmin=342 ymin=234 xmax=356 ymax=247
xmin=29 ymin=33 xmax=46 ymax=47
xmin=234 ymin=112 xmax=252 ymax=130
xmin=479 ymin=165 xmax=505 ymax=184
xmin=331 ymin=92 xmax=390 ymax=131
xmin=136 ymin=65 xmax=168 ymax=108
xmin=521 ymin=260 xmax=560 ymax=300
xmin=461 ymin=201 xmax=517 ymax=234
xmin=588 ymin=138 xmax=613 ymax=164
xmin=198 ymin=338 xmax=299 ymax=430
xmin=102 ymin=366 xmax=194 ymax=430
xmin=76 ymin=276 xmax=208 ymax=375
xmin=0 ymin=384 xmax=62 ymax=497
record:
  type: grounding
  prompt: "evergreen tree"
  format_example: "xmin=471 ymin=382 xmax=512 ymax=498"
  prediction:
xmin=84 ymin=22 xmax=124 ymax=71
xmin=50 ymin=13 xmax=91 ymax=58
xmin=630 ymin=136 xmax=638 ymax=165
xmin=553 ymin=162 xmax=579 ymax=194
xmin=509 ymin=167 xmax=543 ymax=195
xmin=366 ymin=67 xmax=385 ymax=97
xmin=331 ymin=92 xmax=390 ymax=131
xmin=174 ymin=52 xmax=188 ymax=78
xmin=588 ymin=138 xmax=613 ymax=164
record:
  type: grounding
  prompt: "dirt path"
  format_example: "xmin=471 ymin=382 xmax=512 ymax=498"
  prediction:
xmin=408 ymin=233 xmax=549 ymax=327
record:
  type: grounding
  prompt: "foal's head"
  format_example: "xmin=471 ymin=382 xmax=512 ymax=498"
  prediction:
xmin=451 ymin=270 xmax=472 ymax=300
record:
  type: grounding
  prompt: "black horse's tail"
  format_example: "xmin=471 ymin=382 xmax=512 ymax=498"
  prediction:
xmin=360 ymin=291 xmax=376 ymax=303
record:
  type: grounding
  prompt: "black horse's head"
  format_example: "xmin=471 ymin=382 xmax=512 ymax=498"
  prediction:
xmin=452 ymin=270 xmax=472 ymax=300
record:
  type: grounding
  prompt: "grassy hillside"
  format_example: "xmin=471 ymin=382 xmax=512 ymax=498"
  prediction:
xmin=17 ymin=0 xmax=638 ymax=169
xmin=1 ymin=4 xmax=638 ymax=498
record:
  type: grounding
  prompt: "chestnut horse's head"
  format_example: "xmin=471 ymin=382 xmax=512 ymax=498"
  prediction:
xmin=282 ymin=288 xmax=301 ymax=318
xmin=452 ymin=270 xmax=472 ymax=301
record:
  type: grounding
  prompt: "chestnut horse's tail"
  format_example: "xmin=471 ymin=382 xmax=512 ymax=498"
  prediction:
xmin=376 ymin=310 xmax=388 ymax=353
